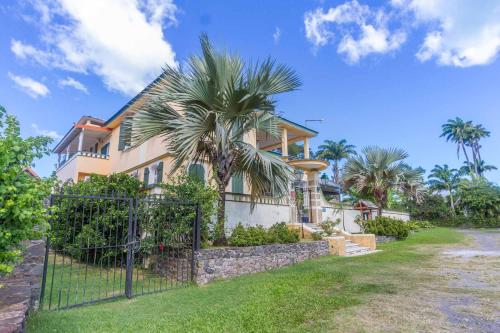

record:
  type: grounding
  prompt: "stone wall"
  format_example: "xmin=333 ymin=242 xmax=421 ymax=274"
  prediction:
xmin=0 ymin=240 xmax=45 ymax=333
xmin=193 ymin=241 xmax=329 ymax=285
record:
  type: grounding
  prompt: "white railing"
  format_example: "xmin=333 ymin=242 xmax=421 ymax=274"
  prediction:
xmin=58 ymin=151 xmax=109 ymax=169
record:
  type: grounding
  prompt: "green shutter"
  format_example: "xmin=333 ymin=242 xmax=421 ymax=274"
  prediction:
xmin=118 ymin=117 xmax=132 ymax=151
xmin=188 ymin=164 xmax=205 ymax=184
xmin=143 ymin=167 xmax=149 ymax=186
xmin=232 ymin=173 xmax=244 ymax=193
xmin=156 ymin=162 xmax=163 ymax=183
xmin=100 ymin=143 xmax=109 ymax=156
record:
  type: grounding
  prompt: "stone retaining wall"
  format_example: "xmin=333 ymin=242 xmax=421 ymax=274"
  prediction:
xmin=0 ymin=240 xmax=45 ymax=333
xmin=194 ymin=241 xmax=329 ymax=285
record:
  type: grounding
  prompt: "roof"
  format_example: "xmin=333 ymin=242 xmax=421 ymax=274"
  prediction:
xmin=278 ymin=117 xmax=318 ymax=136
xmin=354 ymin=199 xmax=378 ymax=209
xmin=24 ymin=167 xmax=40 ymax=179
xmin=53 ymin=116 xmax=106 ymax=153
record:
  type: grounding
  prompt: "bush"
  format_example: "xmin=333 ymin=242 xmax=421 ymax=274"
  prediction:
xmin=407 ymin=220 xmax=434 ymax=231
xmin=311 ymin=232 xmax=323 ymax=241
xmin=0 ymin=106 xmax=54 ymax=274
xmin=431 ymin=217 xmax=500 ymax=228
xmin=320 ymin=219 xmax=340 ymax=236
xmin=361 ymin=216 xmax=410 ymax=240
xmin=228 ymin=222 xmax=299 ymax=247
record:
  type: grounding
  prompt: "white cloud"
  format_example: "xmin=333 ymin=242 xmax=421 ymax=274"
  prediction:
xmin=8 ymin=72 xmax=50 ymax=98
xmin=13 ymin=0 xmax=178 ymax=95
xmin=31 ymin=123 xmax=62 ymax=139
xmin=394 ymin=0 xmax=500 ymax=67
xmin=58 ymin=77 xmax=89 ymax=94
xmin=304 ymin=1 xmax=406 ymax=63
xmin=273 ymin=27 xmax=281 ymax=44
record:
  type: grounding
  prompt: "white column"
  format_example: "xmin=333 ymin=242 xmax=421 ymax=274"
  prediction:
xmin=65 ymin=146 xmax=70 ymax=161
xmin=77 ymin=129 xmax=84 ymax=152
xmin=281 ymin=128 xmax=288 ymax=156
xmin=303 ymin=137 xmax=310 ymax=159
xmin=57 ymin=153 xmax=61 ymax=166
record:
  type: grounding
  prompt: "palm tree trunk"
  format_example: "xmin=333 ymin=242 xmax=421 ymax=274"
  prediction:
xmin=333 ymin=161 xmax=339 ymax=184
xmin=461 ymin=142 xmax=473 ymax=174
xmin=213 ymin=182 xmax=227 ymax=245
xmin=448 ymin=185 xmax=455 ymax=216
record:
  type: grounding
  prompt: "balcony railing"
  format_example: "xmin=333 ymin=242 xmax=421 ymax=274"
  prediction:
xmin=58 ymin=151 xmax=110 ymax=169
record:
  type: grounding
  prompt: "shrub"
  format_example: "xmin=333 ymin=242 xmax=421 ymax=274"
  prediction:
xmin=0 ymin=106 xmax=54 ymax=274
xmin=228 ymin=223 xmax=299 ymax=247
xmin=311 ymin=232 xmax=323 ymax=241
xmin=361 ymin=216 xmax=410 ymax=240
xmin=431 ymin=217 xmax=500 ymax=228
xmin=320 ymin=219 xmax=340 ymax=236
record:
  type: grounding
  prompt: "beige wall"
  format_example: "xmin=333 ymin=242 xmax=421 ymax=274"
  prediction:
xmin=56 ymin=154 xmax=110 ymax=183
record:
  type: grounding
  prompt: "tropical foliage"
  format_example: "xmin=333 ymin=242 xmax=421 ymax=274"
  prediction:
xmin=126 ymin=34 xmax=299 ymax=244
xmin=0 ymin=106 xmax=54 ymax=274
xmin=359 ymin=216 xmax=411 ymax=240
xmin=316 ymin=139 xmax=356 ymax=183
xmin=428 ymin=164 xmax=461 ymax=214
xmin=343 ymin=146 xmax=425 ymax=215
xmin=228 ymin=222 xmax=299 ymax=246
xmin=441 ymin=117 xmax=492 ymax=177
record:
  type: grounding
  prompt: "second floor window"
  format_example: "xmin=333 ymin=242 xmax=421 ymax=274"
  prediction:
xmin=118 ymin=117 xmax=132 ymax=151
xmin=100 ymin=143 xmax=110 ymax=156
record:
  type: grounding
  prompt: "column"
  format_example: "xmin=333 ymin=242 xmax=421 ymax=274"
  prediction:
xmin=77 ymin=129 xmax=84 ymax=152
xmin=65 ymin=146 xmax=70 ymax=161
xmin=306 ymin=171 xmax=322 ymax=223
xmin=303 ymin=137 xmax=310 ymax=159
xmin=281 ymin=128 xmax=288 ymax=156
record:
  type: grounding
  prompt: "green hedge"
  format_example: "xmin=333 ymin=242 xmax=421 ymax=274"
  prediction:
xmin=228 ymin=223 xmax=299 ymax=247
xmin=431 ymin=217 xmax=500 ymax=228
xmin=361 ymin=216 xmax=411 ymax=240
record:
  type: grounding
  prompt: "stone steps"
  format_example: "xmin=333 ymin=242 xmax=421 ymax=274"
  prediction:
xmin=344 ymin=240 xmax=372 ymax=256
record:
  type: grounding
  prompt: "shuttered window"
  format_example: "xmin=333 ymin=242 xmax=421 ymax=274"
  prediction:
xmin=118 ymin=117 xmax=132 ymax=151
xmin=143 ymin=167 xmax=150 ymax=186
xmin=188 ymin=164 xmax=205 ymax=184
xmin=100 ymin=143 xmax=110 ymax=156
xmin=231 ymin=173 xmax=244 ymax=193
xmin=156 ymin=162 xmax=163 ymax=183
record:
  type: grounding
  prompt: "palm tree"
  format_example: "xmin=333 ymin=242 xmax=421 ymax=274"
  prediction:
xmin=460 ymin=160 xmax=497 ymax=177
xmin=317 ymin=139 xmax=356 ymax=184
xmin=441 ymin=117 xmax=473 ymax=173
xmin=428 ymin=164 xmax=461 ymax=214
xmin=127 ymin=34 xmax=300 ymax=244
xmin=468 ymin=124 xmax=490 ymax=176
xmin=343 ymin=147 xmax=425 ymax=216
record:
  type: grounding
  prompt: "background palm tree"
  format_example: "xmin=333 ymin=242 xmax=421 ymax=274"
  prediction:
xmin=467 ymin=124 xmax=490 ymax=176
xmin=317 ymin=139 xmax=356 ymax=184
xmin=343 ymin=146 xmax=425 ymax=216
xmin=460 ymin=160 xmax=497 ymax=177
xmin=428 ymin=164 xmax=461 ymax=215
xmin=441 ymin=117 xmax=473 ymax=173
xmin=127 ymin=34 xmax=300 ymax=244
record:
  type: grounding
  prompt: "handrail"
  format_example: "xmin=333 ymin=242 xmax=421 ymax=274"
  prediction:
xmin=57 ymin=151 xmax=110 ymax=169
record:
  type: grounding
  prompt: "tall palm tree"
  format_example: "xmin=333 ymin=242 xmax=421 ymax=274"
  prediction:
xmin=441 ymin=117 xmax=473 ymax=173
xmin=343 ymin=147 xmax=425 ymax=216
xmin=468 ymin=124 xmax=490 ymax=176
xmin=317 ymin=139 xmax=356 ymax=184
xmin=428 ymin=164 xmax=461 ymax=214
xmin=126 ymin=34 xmax=300 ymax=244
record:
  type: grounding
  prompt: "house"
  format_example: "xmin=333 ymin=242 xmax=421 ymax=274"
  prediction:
xmin=53 ymin=77 xmax=329 ymax=228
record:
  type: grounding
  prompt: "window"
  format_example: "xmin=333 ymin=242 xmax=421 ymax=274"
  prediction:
xmin=118 ymin=117 xmax=132 ymax=151
xmin=100 ymin=143 xmax=110 ymax=156
xmin=143 ymin=167 xmax=150 ymax=186
xmin=231 ymin=173 xmax=244 ymax=194
xmin=155 ymin=162 xmax=163 ymax=183
xmin=188 ymin=164 xmax=205 ymax=184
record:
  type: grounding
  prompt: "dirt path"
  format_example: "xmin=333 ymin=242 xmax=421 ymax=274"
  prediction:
xmin=330 ymin=229 xmax=500 ymax=333
xmin=437 ymin=229 xmax=500 ymax=332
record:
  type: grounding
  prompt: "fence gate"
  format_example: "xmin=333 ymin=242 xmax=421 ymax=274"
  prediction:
xmin=40 ymin=192 xmax=201 ymax=310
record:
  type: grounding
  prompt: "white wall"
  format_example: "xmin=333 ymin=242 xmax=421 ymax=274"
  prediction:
xmin=225 ymin=200 xmax=291 ymax=231
xmin=381 ymin=210 xmax=410 ymax=221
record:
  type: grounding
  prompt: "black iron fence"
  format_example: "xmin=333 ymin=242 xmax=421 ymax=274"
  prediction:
xmin=40 ymin=191 xmax=201 ymax=310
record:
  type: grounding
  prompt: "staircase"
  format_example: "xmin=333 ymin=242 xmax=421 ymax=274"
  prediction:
xmin=344 ymin=239 xmax=372 ymax=256
xmin=299 ymin=223 xmax=375 ymax=257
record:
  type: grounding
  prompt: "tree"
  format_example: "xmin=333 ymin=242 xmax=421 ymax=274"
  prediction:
xmin=127 ymin=35 xmax=299 ymax=245
xmin=343 ymin=146 xmax=425 ymax=216
xmin=456 ymin=178 xmax=500 ymax=218
xmin=459 ymin=160 xmax=497 ymax=177
xmin=317 ymin=139 xmax=356 ymax=184
xmin=0 ymin=106 xmax=53 ymax=274
xmin=441 ymin=117 xmax=473 ymax=173
xmin=428 ymin=164 xmax=461 ymax=215
xmin=468 ymin=124 xmax=490 ymax=176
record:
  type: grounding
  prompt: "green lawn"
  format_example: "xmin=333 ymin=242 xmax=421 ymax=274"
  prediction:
xmin=28 ymin=228 xmax=464 ymax=333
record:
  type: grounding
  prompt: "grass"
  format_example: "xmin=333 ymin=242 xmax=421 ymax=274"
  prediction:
xmin=28 ymin=228 xmax=464 ymax=333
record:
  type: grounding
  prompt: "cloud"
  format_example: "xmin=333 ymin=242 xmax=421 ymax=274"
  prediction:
xmin=13 ymin=0 xmax=178 ymax=95
xmin=58 ymin=77 xmax=89 ymax=94
xmin=304 ymin=1 xmax=406 ymax=63
xmin=8 ymin=72 xmax=50 ymax=98
xmin=31 ymin=123 xmax=62 ymax=139
xmin=394 ymin=0 xmax=500 ymax=67
xmin=273 ymin=27 xmax=281 ymax=44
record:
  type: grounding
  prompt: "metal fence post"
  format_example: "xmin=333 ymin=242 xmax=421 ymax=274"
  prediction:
xmin=39 ymin=194 xmax=54 ymax=309
xmin=125 ymin=197 xmax=135 ymax=298
xmin=193 ymin=204 xmax=201 ymax=251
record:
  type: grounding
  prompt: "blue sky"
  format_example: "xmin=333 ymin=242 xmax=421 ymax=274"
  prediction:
xmin=1 ymin=0 xmax=499 ymax=183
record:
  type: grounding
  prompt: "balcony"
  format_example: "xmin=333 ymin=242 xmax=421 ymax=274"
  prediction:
xmin=56 ymin=151 xmax=111 ymax=182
